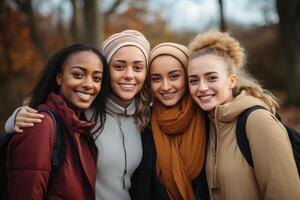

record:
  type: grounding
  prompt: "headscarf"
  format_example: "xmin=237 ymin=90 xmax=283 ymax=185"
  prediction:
xmin=101 ymin=29 xmax=150 ymax=65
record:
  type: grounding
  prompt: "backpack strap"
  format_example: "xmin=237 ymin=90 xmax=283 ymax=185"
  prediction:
xmin=37 ymin=109 xmax=65 ymax=168
xmin=236 ymin=105 xmax=266 ymax=168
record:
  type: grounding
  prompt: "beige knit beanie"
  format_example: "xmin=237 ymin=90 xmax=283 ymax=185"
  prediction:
xmin=101 ymin=29 xmax=150 ymax=65
xmin=150 ymin=42 xmax=190 ymax=70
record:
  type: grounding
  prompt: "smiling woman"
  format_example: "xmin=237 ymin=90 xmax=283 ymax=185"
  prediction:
xmin=56 ymin=51 xmax=103 ymax=111
xmin=109 ymin=46 xmax=147 ymax=102
xmin=130 ymin=42 xmax=208 ymax=200
xmin=6 ymin=44 xmax=108 ymax=199
xmin=187 ymin=30 xmax=300 ymax=200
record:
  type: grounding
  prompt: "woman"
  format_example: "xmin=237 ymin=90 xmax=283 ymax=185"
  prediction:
xmin=187 ymin=30 xmax=300 ymax=199
xmin=130 ymin=43 xmax=208 ymax=200
xmin=7 ymin=44 xmax=108 ymax=199
xmin=5 ymin=30 xmax=151 ymax=200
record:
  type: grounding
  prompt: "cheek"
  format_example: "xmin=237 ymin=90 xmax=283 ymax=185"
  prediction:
xmin=188 ymin=84 xmax=196 ymax=94
xmin=96 ymin=82 xmax=102 ymax=92
xmin=150 ymin=82 xmax=157 ymax=92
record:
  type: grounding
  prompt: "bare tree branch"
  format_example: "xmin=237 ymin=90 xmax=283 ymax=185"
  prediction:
xmin=104 ymin=0 xmax=124 ymax=20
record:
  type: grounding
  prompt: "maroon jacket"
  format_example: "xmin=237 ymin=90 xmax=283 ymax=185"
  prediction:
xmin=7 ymin=92 xmax=98 ymax=200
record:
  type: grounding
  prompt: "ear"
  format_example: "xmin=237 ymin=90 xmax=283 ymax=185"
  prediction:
xmin=56 ymin=73 xmax=62 ymax=86
xmin=229 ymin=74 xmax=237 ymax=89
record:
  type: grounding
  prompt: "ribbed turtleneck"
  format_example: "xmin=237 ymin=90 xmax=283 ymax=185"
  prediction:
xmin=106 ymin=95 xmax=136 ymax=116
xmin=84 ymin=95 xmax=143 ymax=200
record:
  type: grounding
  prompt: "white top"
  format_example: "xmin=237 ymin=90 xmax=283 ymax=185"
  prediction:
xmin=85 ymin=97 xmax=143 ymax=200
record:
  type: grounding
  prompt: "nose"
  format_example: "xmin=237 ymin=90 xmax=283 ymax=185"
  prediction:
xmin=161 ymin=79 xmax=171 ymax=91
xmin=82 ymin=76 xmax=93 ymax=89
xmin=123 ymin=67 xmax=134 ymax=80
xmin=198 ymin=80 xmax=208 ymax=92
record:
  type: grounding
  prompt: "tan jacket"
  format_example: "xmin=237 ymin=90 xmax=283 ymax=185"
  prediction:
xmin=206 ymin=92 xmax=300 ymax=200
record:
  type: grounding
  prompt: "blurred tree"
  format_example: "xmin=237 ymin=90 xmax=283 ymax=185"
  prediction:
xmin=276 ymin=0 xmax=300 ymax=105
xmin=70 ymin=0 xmax=103 ymax=45
xmin=218 ymin=0 xmax=226 ymax=31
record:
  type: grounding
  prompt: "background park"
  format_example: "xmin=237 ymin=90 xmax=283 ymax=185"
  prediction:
xmin=0 ymin=0 xmax=299 ymax=131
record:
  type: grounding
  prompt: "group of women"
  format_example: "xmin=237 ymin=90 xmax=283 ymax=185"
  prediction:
xmin=4 ymin=29 xmax=300 ymax=200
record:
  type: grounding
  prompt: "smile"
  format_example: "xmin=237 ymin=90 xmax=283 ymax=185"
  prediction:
xmin=160 ymin=92 xmax=175 ymax=99
xmin=119 ymin=83 xmax=136 ymax=91
xmin=76 ymin=91 xmax=94 ymax=101
xmin=198 ymin=94 xmax=215 ymax=102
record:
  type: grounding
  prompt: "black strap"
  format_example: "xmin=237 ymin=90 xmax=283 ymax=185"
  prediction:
xmin=37 ymin=109 xmax=65 ymax=168
xmin=236 ymin=105 xmax=266 ymax=168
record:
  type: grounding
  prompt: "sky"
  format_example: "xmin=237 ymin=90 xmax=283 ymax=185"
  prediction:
xmin=148 ymin=0 xmax=278 ymax=31
xmin=39 ymin=0 xmax=279 ymax=32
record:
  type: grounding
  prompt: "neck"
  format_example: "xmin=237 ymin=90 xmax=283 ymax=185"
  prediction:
xmin=109 ymin=93 xmax=134 ymax=108
xmin=63 ymin=97 xmax=81 ymax=117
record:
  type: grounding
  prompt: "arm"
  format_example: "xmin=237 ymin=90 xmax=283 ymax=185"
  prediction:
xmin=7 ymin=113 xmax=55 ymax=199
xmin=5 ymin=106 xmax=44 ymax=133
xmin=246 ymin=109 xmax=300 ymax=200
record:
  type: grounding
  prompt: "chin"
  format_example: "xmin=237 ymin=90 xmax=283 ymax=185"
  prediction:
xmin=75 ymin=102 xmax=93 ymax=110
xmin=162 ymin=101 xmax=177 ymax=107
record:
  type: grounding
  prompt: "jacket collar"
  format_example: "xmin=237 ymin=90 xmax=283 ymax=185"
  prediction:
xmin=39 ymin=92 xmax=95 ymax=134
xmin=106 ymin=96 xmax=136 ymax=116
xmin=213 ymin=90 xmax=269 ymax=123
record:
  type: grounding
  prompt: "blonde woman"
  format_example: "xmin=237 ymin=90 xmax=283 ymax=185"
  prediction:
xmin=187 ymin=30 xmax=300 ymax=200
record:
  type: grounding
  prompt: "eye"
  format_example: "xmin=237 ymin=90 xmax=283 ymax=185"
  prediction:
xmin=150 ymin=76 xmax=161 ymax=82
xmin=133 ymin=65 xmax=144 ymax=72
xmin=169 ymin=73 xmax=180 ymax=80
xmin=113 ymin=64 xmax=125 ymax=71
xmin=93 ymin=75 xmax=102 ymax=82
xmin=72 ymin=72 xmax=84 ymax=79
xmin=189 ymin=78 xmax=199 ymax=85
xmin=207 ymin=76 xmax=218 ymax=82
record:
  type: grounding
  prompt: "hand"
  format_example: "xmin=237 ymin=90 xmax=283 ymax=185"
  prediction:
xmin=14 ymin=106 xmax=44 ymax=133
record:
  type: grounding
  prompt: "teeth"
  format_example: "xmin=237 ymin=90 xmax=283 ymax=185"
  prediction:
xmin=161 ymin=93 xmax=175 ymax=98
xmin=120 ymin=84 xmax=135 ymax=90
xmin=199 ymin=94 xmax=214 ymax=101
xmin=76 ymin=92 xmax=92 ymax=101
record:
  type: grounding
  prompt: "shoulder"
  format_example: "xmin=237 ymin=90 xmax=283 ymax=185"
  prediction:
xmin=11 ymin=112 xmax=56 ymax=144
xmin=245 ymin=108 xmax=289 ymax=145
xmin=34 ymin=111 xmax=56 ymax=133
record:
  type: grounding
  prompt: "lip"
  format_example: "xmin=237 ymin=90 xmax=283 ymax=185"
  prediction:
xmin=198 ymin=94 xmax=215 ymax=102
xmin=76 ymin=91 xmax=95 ymax=101
xmin=118 ymin=83 xmax=136 ymax=91
xmin=160 ymin=92 xmax=176 ymax=100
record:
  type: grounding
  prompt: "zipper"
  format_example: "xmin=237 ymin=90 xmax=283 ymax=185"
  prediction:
xmin=117 ymin=115 xmax=127 ymax=189
xmin=211 ymin=108 xmax=220 ymax=198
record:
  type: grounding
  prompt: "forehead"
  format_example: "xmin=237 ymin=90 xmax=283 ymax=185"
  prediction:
xmin=111 ymin=45 xmax=146 ymax=62
xmin=65 ymin=51 xmax=99 ymax=63
xmin=64 ymin=51 xmax=103 ymax=70
xmin=150 ymin=55 xmax=184 ymax=74
xmin=188 ymin=54 xmax=227 ymax=75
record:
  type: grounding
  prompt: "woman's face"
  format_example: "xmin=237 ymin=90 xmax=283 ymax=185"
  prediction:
xmin=188 ymin=54 xmax=236 ymax=112
xmin=109 ymin=46 xmax=147 ymax=102
xmin=56 ymin=51 xmax=103 ymax=111
xmin=150 ymin=55 xmax=186 ymax=107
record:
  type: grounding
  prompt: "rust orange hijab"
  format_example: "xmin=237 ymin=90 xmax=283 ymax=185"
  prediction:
xmin=151 ymin=95 xmax=206 ymax=200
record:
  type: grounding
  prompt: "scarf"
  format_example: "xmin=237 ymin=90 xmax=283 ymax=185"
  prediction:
xmin=151 ymin=95 xmax=206 ymax=200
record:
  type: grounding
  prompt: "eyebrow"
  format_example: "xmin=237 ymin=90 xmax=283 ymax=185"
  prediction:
xmin=70 ymin=65 xmax=103 ymax=74
xmin=114 ymin=60 xmax=145 ymax=64
xmin=151 ymin=69 xmax=182 ymax=76
xmin=168 ymin=69 xmax=182 ymax=74
xmin=188 ymin=71 xmax=217 ymax=78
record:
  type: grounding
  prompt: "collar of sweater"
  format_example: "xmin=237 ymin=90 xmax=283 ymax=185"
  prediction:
xmin=106 ymin=97 xmax=136 ymax=116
